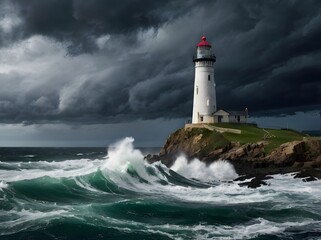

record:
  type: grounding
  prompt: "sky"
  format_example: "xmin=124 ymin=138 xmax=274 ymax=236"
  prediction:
xmin=0 ymin=0 xmax=320 ymax=147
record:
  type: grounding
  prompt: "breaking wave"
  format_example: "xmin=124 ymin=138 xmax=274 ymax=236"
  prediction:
xmin=0 ymin=137 xmax=321 ymax=239
xmin=171 ymin=155 xmax=238 ymax=182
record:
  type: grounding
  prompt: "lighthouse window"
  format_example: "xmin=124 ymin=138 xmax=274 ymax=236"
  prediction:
xmin=208 ymin=75 xmax=210 ymax=81
xmin=196 ymin=86 xmax=198 ymax=95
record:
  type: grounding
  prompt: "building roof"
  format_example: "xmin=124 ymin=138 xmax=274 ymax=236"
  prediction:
xmin=214 ymin=109 xmax=247 ymax=116
xmin=213 ymin=109 xmax=229 ymax=115
xmin=197 ymin=36 xmax=212 ymax=48
xmin=228 ymin=111 xmax=246 ymax=116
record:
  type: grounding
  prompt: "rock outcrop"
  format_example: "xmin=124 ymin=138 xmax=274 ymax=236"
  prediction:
xmin=268 ymin=140 xmax=321 ymax=168
xmin=145 ymin=127 xmax=321 ymax=187
xmin=220 ymin=141 xmax=266 ymax=160
xmin=147 ymin=127 xmax=231 ymax=166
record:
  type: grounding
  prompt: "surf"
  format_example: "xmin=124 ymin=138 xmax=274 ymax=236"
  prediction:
xmin=0 ymin=137 xmax=321 ymax=239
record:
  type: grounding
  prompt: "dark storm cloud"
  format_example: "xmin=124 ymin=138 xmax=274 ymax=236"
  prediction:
xmin=0 ymin=0 xmax=320 ymax=124
xmin=6 ymin=0 xmax=199 ymax=53
xmin=212 ymin=0 xmax=321 ymax=115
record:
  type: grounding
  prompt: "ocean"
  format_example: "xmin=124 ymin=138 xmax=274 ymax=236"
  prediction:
xmin=0 ymin=137 xmax=321 ymax=240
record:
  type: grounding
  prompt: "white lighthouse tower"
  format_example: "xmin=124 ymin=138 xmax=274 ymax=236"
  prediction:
xmin=192 ymin=36 xmax=217 ymax=124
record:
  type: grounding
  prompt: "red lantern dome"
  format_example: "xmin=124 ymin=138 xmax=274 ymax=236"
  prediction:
xmin=196 ymin=36 xmax=211 ymax=48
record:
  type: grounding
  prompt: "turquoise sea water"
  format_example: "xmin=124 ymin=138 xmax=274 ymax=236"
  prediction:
xmin=0 ymin=138 xmax=321 ymax=240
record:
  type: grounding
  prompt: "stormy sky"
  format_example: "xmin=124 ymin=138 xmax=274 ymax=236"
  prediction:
xmin=0 ymin=0 xmax=320 ymax=147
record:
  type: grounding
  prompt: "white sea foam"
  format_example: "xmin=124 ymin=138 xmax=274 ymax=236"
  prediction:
xmin=0 ymin=158 xmax=103 ymax=182
xmin=171 ymin=155 xmax=238 ymax=182
xmin=73 ymin=176 xmax=104 ymax=193
xmin=78 ymin=212 xmax=320 ymax=240
xmin=1 ymin=137 xmax=320 ymax=207
xmin=209 ymin=218 xmax=320 ymax=239
xmin=99 ymin=139 xmax=279 ymax=204
xmin=102 ymin=137 xmax=168 ymax=191
xmin=0 ymin=209 xmax=68 ymax=236
xmin=1 ymin=137 xmax=321 ymax=239
xmin=0 ymin=180 xmax=8 ymax=190
xmin=105 ymin=137 xmax=144 ymax=173
xmin=31 ymin=138 xmax=321 ymax=206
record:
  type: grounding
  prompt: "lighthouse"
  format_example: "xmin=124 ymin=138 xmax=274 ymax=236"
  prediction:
xmin=192 ymin=36 xmax=217 ymax=124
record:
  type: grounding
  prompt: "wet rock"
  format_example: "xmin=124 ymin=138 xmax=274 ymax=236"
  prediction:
xmin=146 ymin=126 xmax=321 ymax=181
xmin=235 ymin=175 xmax=273 ymax=188
xmin=155 ymin=128 xmax=231 ymax=166
xmin=144 ymin=154 xmax=159 ymax=163
xmin=293 ymin=169 xmax=321 ymax=182
xmin=303 ymin=176 xmax=317 ymax=182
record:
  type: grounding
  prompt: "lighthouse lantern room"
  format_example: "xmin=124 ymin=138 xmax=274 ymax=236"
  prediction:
xmin=192 ymin=36 xmax=217 ymax=124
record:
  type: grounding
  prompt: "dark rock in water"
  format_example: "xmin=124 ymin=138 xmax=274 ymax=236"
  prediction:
xmin=144 ymin=154 xmax=159 ymax=162
xmin=294 ymin=169 xmax=321 ymax=182
xmin=238 ymin=178 xmax=267 ymax=188
xmin=234 ymin=175 xmax=273 ymax=182
xmin=303 ymin=176 xmax=317 ymax=182
xmin=235 ymin=175 xmax=273 ymax=188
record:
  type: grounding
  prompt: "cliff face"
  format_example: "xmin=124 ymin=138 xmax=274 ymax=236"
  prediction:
xmin=229 ymin=139 xmax=321 ymax=177
xmin=268 ymin=140 xmax=321 ymax=167
xmin=147 ymin=127 xmax=268 ymax=166
xmin=156 ymin=128 xmax=230 ymax=166
xmin=146 ymin=127 xmax=321 ymax=183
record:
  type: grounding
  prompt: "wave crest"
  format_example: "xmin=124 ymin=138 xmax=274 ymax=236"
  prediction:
xmin=171 ymin=155 xmax=238 ymax=182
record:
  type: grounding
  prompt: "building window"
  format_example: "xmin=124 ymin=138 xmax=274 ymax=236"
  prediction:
xmin=196 ymin=86 xmax=198 ymax=95
xmin=200 ymin=116 xmax=203 ymax=122
xmin=208 ymin=75 xmax=210 ymax=81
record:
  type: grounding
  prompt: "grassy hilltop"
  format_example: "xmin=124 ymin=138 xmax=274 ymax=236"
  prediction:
xmin=213 ymin=123 xmax=305 ymax=154
xmin=157 ymin=123 xmax=306 ymax=160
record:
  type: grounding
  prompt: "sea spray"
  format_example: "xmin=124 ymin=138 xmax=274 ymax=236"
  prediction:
xmin=103 ymin=137 xmax=167 ymax=188
xmin=171 ymin=155 xmax=238 ymax=182
xmin=0 ymin=180 xmax=8 ymax=190
xmin=105 ymin=137 xmax=146 ymax=175
xmin=0 ymin=139 xmax=321 ymax=239
xmin=0 ymin=158 xmax=102 ymax=182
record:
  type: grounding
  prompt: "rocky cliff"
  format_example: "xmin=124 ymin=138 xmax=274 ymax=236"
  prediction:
xmin=146 ymin=126 xmax=321 ymax=187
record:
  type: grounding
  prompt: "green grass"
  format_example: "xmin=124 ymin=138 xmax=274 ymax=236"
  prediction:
xmin=202 ymin=129 xmax=231 ymax=153
xmin=211 ymin=123 xmax=304 ymax=155
xmin=265 ymin=129 xmax=305 ymax=154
